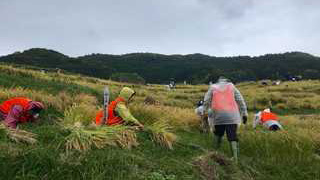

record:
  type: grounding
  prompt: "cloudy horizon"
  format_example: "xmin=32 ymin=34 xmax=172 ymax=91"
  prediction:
xmin=1 ymin=0 xmax=319 ymax=57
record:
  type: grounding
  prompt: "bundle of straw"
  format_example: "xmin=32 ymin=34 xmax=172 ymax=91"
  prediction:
xmin=63 ymin=122 xmax=139 ymax=151
xmin=0 ymin=124 xmax=38 ymax=144
xmin=114 ymin=128 xmax=139 ymax=149
xmin=146 ymin=120 xmax=177 ymax=150
xmin=64 ymin=122 xmax=113 ymax=151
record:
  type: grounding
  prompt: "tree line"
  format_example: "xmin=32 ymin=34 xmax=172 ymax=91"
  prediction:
xmin=0 ymin=48 xmax=319 ymax=84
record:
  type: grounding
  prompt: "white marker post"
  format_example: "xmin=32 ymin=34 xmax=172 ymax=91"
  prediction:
xmin=101 ymin=86 xmax=109 ymax=125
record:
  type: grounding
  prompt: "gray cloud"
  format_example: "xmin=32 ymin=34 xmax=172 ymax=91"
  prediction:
xmin=0 ymin=0 xmax=319 ymax=57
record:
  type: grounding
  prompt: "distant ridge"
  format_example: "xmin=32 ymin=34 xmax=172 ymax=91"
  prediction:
xmin=0 ymin=48 xmax=319 ymax=83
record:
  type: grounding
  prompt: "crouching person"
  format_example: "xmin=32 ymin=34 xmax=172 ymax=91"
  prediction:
xmin=95 ymin=87 xmax=144 ymax=128
xmin=0 ymin=97 xmax=44 ymax=129
xmin=253 ymin=108 xmax=283 ymax=131
xmin=203 ymin=77 xmax=248 ymax=163
xmin=195 ymin=100 xmax=210 ymax=133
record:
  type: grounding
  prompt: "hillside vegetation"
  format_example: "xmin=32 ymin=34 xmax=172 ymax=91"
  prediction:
xmin=1 ymin=48 xmax=320 ymax=84
xmin=0 ymin=65 xmax=320 ymax=180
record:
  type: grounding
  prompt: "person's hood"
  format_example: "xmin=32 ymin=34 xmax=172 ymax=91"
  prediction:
xmin=217 ymin=76 xmax=230 ymax=83
xmin=263 ymin=108 xmax=271 ymax=113
xmin=27 ymin=101 xmax=44 ymax=111
xmin=27 ymin=101 xmax=44 ymax=118
xmin=118 ymin=87 xmax=136 ymax=102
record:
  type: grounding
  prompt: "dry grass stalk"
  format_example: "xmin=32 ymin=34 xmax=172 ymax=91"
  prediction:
xmin=146 ymin=120 xmax=177 ymax=150
xmin=63 ymin=122 xmax=138 ymax=152
xmin=61 ymin=103 xmax=97 ymax=126
xmin=74 ymin=93 xmax=98 ymax=106
xmin=64 ymin=123 xmax=114 ymax=152
xmin=114 ymin=128 xmax=139 ymax=149
xmin=0 ymin=124 xmax=38 ymax=144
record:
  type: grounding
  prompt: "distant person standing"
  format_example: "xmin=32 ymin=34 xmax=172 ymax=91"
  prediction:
xmin=253 ymin=108 xmax=283 ymax=131
xmin=203 ymin=77 xmax=248 ymax=162
xmin=168 ymin=78 xmax=176 ymax=90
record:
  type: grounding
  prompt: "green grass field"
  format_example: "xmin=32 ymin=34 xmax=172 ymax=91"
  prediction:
xmin=0 ymin=65 xmax=319 ymax=180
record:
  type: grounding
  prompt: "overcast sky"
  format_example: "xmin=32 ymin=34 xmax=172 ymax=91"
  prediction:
xmin=0 ymin=0 xmax=319 ymax=57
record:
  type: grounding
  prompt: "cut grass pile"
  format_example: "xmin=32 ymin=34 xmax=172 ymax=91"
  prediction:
xmin=0 ymin=124 xmax=37 ymax=144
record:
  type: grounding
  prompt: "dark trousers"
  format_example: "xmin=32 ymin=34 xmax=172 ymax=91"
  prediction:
xmin=269 ymin=124 xmax=280 ymax=131
xmin=0 ymin=111 xmax=4 ymax=121
xmin=214 ymin=124 xmax=238 ymax=141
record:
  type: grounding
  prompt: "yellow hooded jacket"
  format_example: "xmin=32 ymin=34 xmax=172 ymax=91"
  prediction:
xmin=114 ymin=87 xmax=140 ymax=125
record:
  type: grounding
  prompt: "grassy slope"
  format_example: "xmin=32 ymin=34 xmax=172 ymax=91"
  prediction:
xmin=0 ymin=65 xmax=319 ymax=180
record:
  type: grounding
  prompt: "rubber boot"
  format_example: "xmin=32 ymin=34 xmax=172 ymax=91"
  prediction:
xmin=213 ymin=135 xmax=222 ymax=149
xmin=230 ymin=141 xmax=239 ymax=163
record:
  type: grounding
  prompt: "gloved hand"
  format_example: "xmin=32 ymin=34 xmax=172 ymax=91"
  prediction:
xmin=242 ymin=116 xmax=248 ymax=124
xmin=208 ymin=109 xmax=213 ymax=117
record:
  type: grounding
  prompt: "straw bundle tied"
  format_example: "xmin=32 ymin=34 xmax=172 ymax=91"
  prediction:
xmin=114 ymin=128 xmax=139 ymax=149
xmin=64 ymin=123 xmax=114 ymax=151
xmin=146 ymin=120 xmax=177 ymax=150
xmin=63 ymin=121 xmax=139 ymax=151
xmin=0 ymin=124 xmax=38 ymax=144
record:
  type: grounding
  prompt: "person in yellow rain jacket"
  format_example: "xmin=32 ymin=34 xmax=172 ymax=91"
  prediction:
xmin=95 ymin=87 xmax=144 ymax=128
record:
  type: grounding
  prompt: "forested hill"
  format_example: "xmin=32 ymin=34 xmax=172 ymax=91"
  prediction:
xmin=0 ymin=48 xmax=319 ymax=84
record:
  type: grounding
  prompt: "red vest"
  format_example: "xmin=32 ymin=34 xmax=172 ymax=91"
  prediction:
xmin=0 ymin=97 xmax=32 ymax=123
xmin=211 ymin=84 xmax=238 ymax=112
xmin=95 ymin=97 xmax=125 ymax=125
xmin=261 ymin=111 xmax=278 ymax=123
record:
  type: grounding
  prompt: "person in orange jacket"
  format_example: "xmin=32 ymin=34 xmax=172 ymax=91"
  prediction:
xmin=95 ymin=87 xmax=144 ymax=128
xmin=0 ymin=97 xmax=44 ymax=129
xmin=253 ymin=108 xmax=283 ymax=131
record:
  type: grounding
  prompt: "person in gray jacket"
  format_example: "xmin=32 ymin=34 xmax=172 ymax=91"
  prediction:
xmin=203 ymin=77 xmax=248 ymax=162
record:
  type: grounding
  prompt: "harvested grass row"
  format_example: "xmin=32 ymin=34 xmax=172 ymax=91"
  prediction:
xmin=0 ymin=124 xmax=37 ymax=144
xmin=63 ymin=124 xmax=139 ymax=151
xmin=64 ymin=121 xmax=176 ymax=151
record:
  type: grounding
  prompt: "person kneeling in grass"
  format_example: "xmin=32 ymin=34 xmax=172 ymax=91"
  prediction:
xmin=195 ymin=100 xmax=210 ymax=133
xmin=95 ymin=87 xmax=144 ymax=128
xmin=0 ymin=97 xmax=44 ymax=129
xmin=253 ymin=108 xmax=283 ymax=131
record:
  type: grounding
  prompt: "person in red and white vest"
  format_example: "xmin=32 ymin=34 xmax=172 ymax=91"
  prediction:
xmin=253 ymin=108 xmax=283 ymax=131
xmin=0 ymin=97 xmax=44 ymax=129
xmin=203 ymin=77 xmax=248 ymax=163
